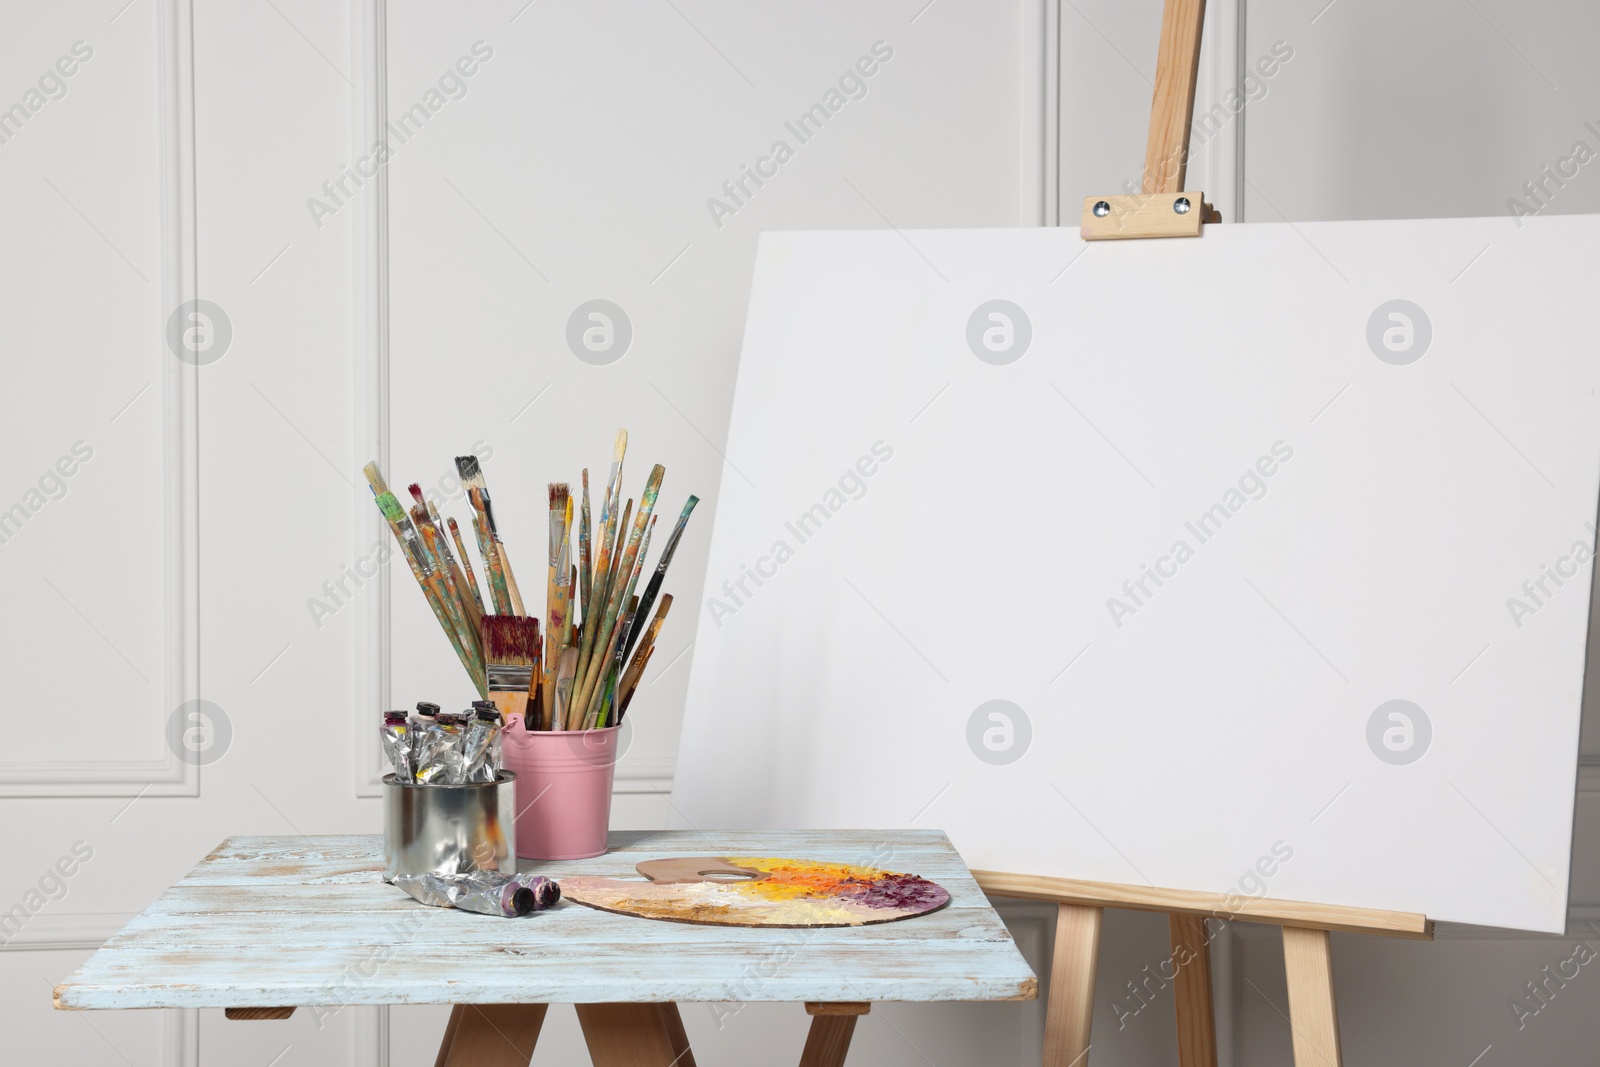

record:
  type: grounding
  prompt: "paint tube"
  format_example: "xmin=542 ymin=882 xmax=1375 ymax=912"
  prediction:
xmin=410 ymin=701 xmax=439 ymax=778
xmin=415 ymin=712 xmax=466 ymax=784
xmin=511 ymin=872 xmax=561 ymax=910
xmin=392 ymin=871 xmax=560 ymax=917
xmin=462 ymin=704 xmax=503 ymax=783
xmin=381 ymin=711 xmax=413 ymax=782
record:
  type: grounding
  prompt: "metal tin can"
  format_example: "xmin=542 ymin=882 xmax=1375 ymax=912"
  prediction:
xmin=382 ymin=772 xmax=517 ymax=881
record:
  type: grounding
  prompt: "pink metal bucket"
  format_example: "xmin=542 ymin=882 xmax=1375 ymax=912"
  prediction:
xmin=500 ymin=722 xmax=619 ymax=860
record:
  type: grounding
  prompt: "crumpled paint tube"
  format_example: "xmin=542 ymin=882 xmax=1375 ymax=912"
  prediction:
xmin=393 ymin=871 xmax=561 ymax=917
xmin=460 ymin=704 xmax=503 ymax=783
xmin=414 ymin=713 xmax=467 ymax=784
xmin=380 ymin=711 xmax=413 ymax=781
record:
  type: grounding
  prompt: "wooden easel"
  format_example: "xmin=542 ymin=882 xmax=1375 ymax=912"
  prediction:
xmin=979 ymin=3 xmax=1437 ymax=1065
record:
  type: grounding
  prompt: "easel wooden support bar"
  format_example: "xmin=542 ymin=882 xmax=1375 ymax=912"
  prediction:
xmin=976 ymin=872 xmax=1431 ymax=1067
xmin=974 ymin=870 xmax=1433 ymax=939
xmin=1082 ymin=0 xmax=1214 ymax=241
xmin=1013 ymin=5 xmax=1435 ymax=1063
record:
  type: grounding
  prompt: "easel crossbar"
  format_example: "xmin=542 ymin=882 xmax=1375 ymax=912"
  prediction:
xmin=973 ymin=870 xmax=1433 ymax=940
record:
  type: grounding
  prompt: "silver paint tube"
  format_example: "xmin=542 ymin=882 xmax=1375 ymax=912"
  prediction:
xmin=414 ymin=712 xmax=466 ymax=785
xmin=392 ymin=871 xmax=559 ymax=917
xmin=462 ymin=704 xmax=502 ymax=783
xmin=381 ymin=711 xmax=413 ymax=782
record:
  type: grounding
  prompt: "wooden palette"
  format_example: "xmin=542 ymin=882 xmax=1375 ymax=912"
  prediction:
xmin=559 ymin=855 xmax=951 ymax=928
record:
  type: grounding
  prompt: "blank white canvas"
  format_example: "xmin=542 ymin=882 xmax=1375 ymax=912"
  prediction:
xmin=671 ymin=217 xmax=1600 ymax=933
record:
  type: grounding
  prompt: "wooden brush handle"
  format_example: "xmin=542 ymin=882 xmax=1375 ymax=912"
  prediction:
xmin=498 ymin=542 xmax=526 ymax=615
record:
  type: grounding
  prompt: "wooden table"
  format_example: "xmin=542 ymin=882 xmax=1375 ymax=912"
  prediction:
xmin=54 ymin=830 xmax=1036 ymax=1066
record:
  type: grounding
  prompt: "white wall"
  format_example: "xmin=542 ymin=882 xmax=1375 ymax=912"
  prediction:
xmin=2 ymin=1 xmax=1597 ymax=1064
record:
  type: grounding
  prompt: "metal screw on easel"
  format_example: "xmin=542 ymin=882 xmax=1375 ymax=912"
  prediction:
xmin=1092 ymin=200 xmax=1111 ymax=217
xmin=1173 ymin=197 xmax=1191 ymax=214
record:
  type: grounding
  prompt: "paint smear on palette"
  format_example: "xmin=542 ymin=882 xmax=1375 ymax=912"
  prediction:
xmin=560 ymin=855 xmax=952 ymax=927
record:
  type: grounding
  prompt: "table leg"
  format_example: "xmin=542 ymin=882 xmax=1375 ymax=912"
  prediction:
xmin=659 ymin=1004 xmax=697 ymax=1066
xmin=224 ymin=1007 xmax=296 ymax=1020
xmin=435 ymin=1004 xmax=548 ymax=1066
xmin=576 ymin=1003 xmax=695 ymax=1066
xmin=1044 ymin=903 xmax=1102 ymax=1066
xmin=800 ymin=1003 xmax=869 ymax=1067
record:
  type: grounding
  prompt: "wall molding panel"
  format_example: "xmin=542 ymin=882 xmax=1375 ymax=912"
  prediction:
xmin=353 ymin=0 xmax=391 ymax=799
xmin=0 ymin=0 xmax=200 ymax=798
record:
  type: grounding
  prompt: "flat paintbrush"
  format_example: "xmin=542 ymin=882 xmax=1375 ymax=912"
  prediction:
xmin=456 ymin=455 xmax=526 ymax=615
xmin=543 ymin=484 xmax=572 ymax=728
xmin=481 ymin=615 xmax=540 ymax=724
xmin=624 ymin=494 xmax=698 ymax=661
xmin=362 ymin=461 xmax=391 ymax=497
xmin=553 ymin=646 xmax=579 ymax=730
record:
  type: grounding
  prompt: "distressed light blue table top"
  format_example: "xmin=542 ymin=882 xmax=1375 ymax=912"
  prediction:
xmin=54 ymin=830 xmax=1037 ymax=1009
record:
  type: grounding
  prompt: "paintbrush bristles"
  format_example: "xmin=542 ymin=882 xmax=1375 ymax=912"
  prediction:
xmin=480 ymin=616 xmax=541 ymax=668
xmin=481 ymin=614 xmax=539 ymax=722
xmin=363 ymin=462 xmax=390 ymax=496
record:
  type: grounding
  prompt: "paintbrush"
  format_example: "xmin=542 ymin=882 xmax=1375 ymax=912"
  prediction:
xmin=481 ymin=615 xmax=540 ymax=723
xmin=566 ymin=560 xmax=577 ymax=649
xmin=577 ymin=509 xmax=658 ymax=729
xmin=447 ymin=516 xmax=485 ymax=615
xmin=600 ymin=596 xmax=639 ymax=727
xmin=362 ymin=461 xmax=391 ymax=497
xmin=571 ymin=496 xmax=630 ymax=724
xmin=553 ymin=646 xmax=579 ymax=730
xmin=578 ymin=469 xmax=593 ymax=629
xmin=374 ymin=489 xmax=487 ymax=697
xmin=469 ymin=490 xmax=513 ymax=614
xmin=624 ymin=494 xmax=698 ymax=661
xmin=411 ymin=504 xmax=485 ymax=666
xmin=574 ymin=462 xmax=663 ymax=723
xmin=571 ymin=450 xmax=626 ymax=722
xmin=457 ymin=455 xmax=526 ymax=614
xmin=544 ymin=484 xmax=572 ymax=727
xmin=413 ymin=497 xmax=482 ymax=642
xmin=621 ymin=593 xmax=672 ymax=693
xmin=617 ymin=644 xmax=655 ymax=720
xmin=431 ymin=502 xmax=484 ymax=639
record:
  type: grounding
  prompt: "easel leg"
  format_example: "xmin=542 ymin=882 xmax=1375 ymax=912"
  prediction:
xmin=577 ymin=1003 xmax=694 ymax=1066
xmin=1044 ymin=903 xmax=1102 ymax=1066
xmin=1281 ymin=927 xmax=1342 ymax=1067
xmin=435 ymin=1004 xmax=548 ymax=1066
xmin=1168 ymin=914 xmax=1218 ymax=1067
xmin=800 ymin=1003 xmax=869 ymax=1067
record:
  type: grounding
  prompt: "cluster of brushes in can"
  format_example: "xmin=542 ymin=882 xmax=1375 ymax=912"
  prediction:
xmin=363 ymin=430 xmax=698 ymax=732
